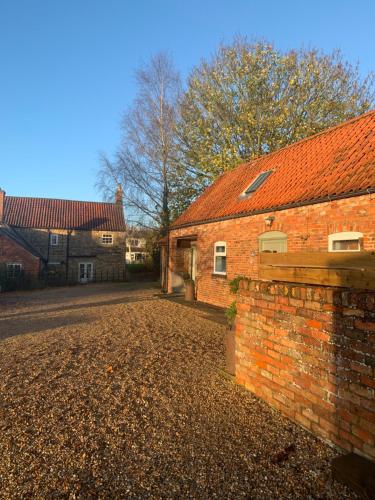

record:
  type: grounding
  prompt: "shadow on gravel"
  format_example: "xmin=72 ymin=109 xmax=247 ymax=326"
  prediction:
xmin=0 ymin=281 xmax=161 ymax=305
xmin=0 ymin=295 xmax=157 ymax=322
xmin=0 ymin=313 xmax=92 ymax=341
xmin=159 ymin=294 xmax=227 ymax=326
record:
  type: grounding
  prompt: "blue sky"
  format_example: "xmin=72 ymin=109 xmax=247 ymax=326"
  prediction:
xmin=1 ymin=0 xmax=374 ymax=202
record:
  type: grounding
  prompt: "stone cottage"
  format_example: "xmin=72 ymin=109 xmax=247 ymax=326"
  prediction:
xmin=162 ymin=111 xmax=375 ymax=307
xmin=0 ymin=186 xmax=126 ymax=283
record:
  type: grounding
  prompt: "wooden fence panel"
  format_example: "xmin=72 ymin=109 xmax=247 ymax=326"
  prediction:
xmin=259 ymin=251 xmax=375 ymax=290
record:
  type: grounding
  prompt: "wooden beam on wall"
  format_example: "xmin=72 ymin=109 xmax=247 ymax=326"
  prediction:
xmin=259 ymin=252 xmax=375 ymax=290
xmin=260 ymin=251 xmax=375 ymax=269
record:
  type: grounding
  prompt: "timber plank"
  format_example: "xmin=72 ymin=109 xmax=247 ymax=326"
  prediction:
xmin=259 ymin=265 xmax=375 ymax=290
xmin=260 ymin=252 xmax=375 ymax=269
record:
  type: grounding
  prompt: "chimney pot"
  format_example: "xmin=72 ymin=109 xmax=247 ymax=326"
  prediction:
xmin=115 ymin=184 xmax=123 ymax=205
xmin=0 ymin=188 xmax=5 ymax=223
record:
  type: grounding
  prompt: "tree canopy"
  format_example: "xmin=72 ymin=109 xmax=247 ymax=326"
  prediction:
xmin=98 ymin=40 xmax=374 ymax=229
xmin=178 ymin=40 xmax=374 ymax=183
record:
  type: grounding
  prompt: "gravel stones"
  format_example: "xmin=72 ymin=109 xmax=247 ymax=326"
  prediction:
xmin=0 ymin=283 xmax=356 ymax=498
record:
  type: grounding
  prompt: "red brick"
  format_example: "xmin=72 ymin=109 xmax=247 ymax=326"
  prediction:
xmin=355 ymin=320 xmax=375 ymax=332
xmin=226 ymin=276 xmax=375 ymax=461
xmin=0 ymin=234 xmax=40 ymax=273
xmin=306 ymin=319 xmax=323 ymax=330
xmin=361 ymin=375 xmax=375 ymax=390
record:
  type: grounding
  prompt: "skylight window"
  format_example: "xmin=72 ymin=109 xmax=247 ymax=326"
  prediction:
xmin=243 ymin=170 xmax=273 ymax=196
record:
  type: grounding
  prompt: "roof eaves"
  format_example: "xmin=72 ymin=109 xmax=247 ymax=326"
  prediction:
xmin=170 ymin=188 xmax=375 ymax=231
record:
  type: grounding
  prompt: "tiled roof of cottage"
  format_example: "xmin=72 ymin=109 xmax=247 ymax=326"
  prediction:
xmin=3 ymin=196 xmax=126 ymax=231
xmin=172 ymin=110 xmax=375 ymax=228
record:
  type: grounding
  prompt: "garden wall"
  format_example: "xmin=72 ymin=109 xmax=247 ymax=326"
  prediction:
xmin=235 ymin=280 xmax=375 ymax=460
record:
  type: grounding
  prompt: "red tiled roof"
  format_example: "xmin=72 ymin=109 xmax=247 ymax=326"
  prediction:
xmin=172 ymin=110 xmax=375 ymax=228
xmin=3 ymin=196 xmax=126 ymax=231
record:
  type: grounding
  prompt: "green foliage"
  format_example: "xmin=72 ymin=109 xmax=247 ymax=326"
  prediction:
xmin=126 ymin=261 xmax=154 ymax=274
xmin=178 ymin=39 xmax=374 ymax=194
xmin=225 ymin=275 xmax=251 ymax=325
xmin=98 ymin=40 xmax=374 ymax=224
xmin=229 ymin=275 xmax=249 ymax=294
xmin=225 ymin=301 xmax=237 ymax=325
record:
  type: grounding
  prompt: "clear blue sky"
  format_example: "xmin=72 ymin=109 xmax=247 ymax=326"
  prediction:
xmin=1 ymin=0 xmax=374 ymax=202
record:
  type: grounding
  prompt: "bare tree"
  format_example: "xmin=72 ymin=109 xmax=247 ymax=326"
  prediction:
xmin=97 ymin=53 xmax=181 ymax=234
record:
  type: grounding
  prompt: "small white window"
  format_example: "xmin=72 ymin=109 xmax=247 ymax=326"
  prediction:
xmin=130 ymin=239 xmax=139 ymax=246
xmin=214 ymin=241 xmax=227 ymax=275
xmin=259 ymin=231 xmax=287 ymax=253
xmin=101 ymin=234 xmax=113 ymax=245
xmin=328 ymin=232 xmax=363 ymax=252
xmin=50 ymin=234 xmax=59 ymax=246
xmin=7 ymin=263 xmax=22 ymax=278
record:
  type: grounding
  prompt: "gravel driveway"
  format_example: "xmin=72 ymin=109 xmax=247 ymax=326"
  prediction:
xmin=0 ymin=283 xmax=354 ymax=499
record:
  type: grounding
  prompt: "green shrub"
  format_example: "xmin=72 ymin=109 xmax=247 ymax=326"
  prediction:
xmin=228 ymin=275 xmax=249 ymax=294
xmin=226 ymin=275 xmax=251 ymax=325
xmin=126 ymin=261 xmax=154 ymax=274
xmin=225 ymin=301 xmax=237 ymax=325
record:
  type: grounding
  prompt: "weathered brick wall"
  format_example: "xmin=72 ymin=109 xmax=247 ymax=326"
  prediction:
xmin=14 ymin=228 xmax=126 ymax=278
xmin=0 ymin=233 xmax=40 ymax=273
xmin=236 ymin=280 xmax=375 ymax=460
xmin=168 ymin=193 xmax=375 ymax=307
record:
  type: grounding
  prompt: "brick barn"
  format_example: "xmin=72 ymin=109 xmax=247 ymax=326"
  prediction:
xmin=163 ymin=111 xmax=375 ymax=307
xmin=0 ymin=187 xmax=126 ymax=283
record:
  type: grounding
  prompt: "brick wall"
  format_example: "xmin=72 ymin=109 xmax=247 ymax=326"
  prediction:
xmin=0 ymin=233 xmax=40 ymax=273
xmin=235 ymin=280 xmax=375 ymax=460
xmin=168 ymin=193 xmax=375 ymax=307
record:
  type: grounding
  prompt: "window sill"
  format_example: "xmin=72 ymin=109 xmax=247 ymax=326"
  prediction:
xmin=212 ymin=273 xmax=227 ymax=279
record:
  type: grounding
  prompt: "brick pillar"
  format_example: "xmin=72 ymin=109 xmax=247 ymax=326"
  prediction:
xmin=0 ymin=189 xmax=5 ymax=222
xmin=115 ymin=184 xmax=123 ymax=205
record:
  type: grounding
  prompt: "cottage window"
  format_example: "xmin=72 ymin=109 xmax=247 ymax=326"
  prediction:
xmin=214 ymin=241 xmax=227 ymax=275
xmin=50 ymin=234 xmax=59 ymax=246
xmin=259 ymin=231 xmax=287 ymax=253
xmin=130 ymin=239 xmax=139 ymax=246
xmin=101 ymin=234 xmax=113 ymax=245
xmin=328 ymin=232 xmax=363 ymax=252
xmin=7 ymin=263 xmax=22 ymax=278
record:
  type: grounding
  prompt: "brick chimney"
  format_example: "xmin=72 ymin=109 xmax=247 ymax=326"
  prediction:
xmin=0 ymin=188 xmax=5 ymax=223
xmin=115 ymin=184 xmax=123 ymax=206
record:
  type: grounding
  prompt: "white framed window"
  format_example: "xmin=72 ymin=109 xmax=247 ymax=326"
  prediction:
xmin=50 ymin=234 xmax=59 ymax=246
xmin=130 ymin=239 xmax=139 ymax=246
xmin=214 ymin=241 xmax=227 ymax=275
xmin=101 ymin=234 xmax=113 ymax=245
xmin=259 ymin=231 xmax=287 ymax=253
xmin=328 ymin=232 xmax=363 ymax=252
xmin=7 ymin=263 xmax=22 ymax=278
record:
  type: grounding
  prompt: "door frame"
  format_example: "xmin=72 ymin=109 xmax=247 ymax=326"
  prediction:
xmin=190 ymin=244 xmax=197 ymax=281
xmin=78 ymin=262 xmax=94 ymax=283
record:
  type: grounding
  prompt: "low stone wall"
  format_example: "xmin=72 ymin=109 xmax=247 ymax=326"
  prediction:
xmin=235 ymin=280 xmax=375 ymax=460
